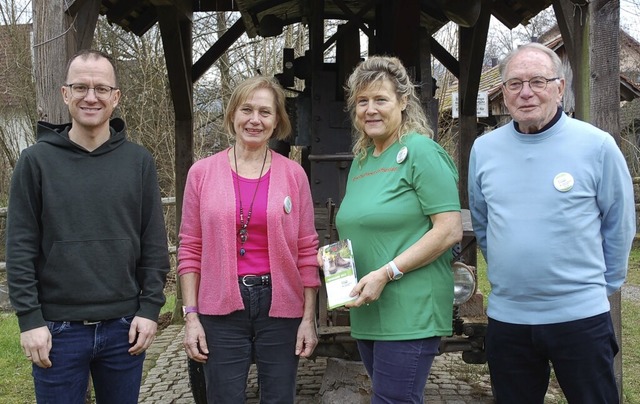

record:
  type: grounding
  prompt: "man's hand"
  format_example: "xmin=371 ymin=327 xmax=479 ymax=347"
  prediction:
xmin=21 ymin=326 xmax=52 ymax=368
xmin=128 ymin=316 xmax=158 ymax=355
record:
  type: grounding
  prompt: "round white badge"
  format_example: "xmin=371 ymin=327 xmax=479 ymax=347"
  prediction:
xmin=283 ymin=196 xmax=292 ymax=214
xmin=396 ymin=146 xmax=408 ymax=164
xmin=553 ymin=172 xmax=574 ymax=192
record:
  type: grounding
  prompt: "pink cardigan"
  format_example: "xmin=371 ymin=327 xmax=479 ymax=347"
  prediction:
xmin=178 ymin=149 xmax=320 ymax=318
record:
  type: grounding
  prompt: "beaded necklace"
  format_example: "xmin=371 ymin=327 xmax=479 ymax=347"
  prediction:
xmin=233 ymin=146 xmax=268 ymax=256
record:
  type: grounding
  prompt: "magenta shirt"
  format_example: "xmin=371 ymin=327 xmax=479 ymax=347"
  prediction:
xmin=233 ymin=170 xmax=271 ymax=276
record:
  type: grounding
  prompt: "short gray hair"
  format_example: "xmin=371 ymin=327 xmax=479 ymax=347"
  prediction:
xmin=499 ymin=42 xmax=564 ymax=82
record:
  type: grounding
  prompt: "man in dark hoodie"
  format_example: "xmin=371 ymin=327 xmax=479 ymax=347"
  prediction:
xmin=6 ymin=49 xmax=170 ymax=403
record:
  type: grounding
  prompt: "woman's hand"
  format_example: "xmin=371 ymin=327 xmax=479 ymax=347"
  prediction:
xmin=182 ymin=314 xmax=209 ymax=363
xmin=295 ymin=318 xmax=318 ymax=358
xmin=345 ymin=266 xmax=390 ymax=308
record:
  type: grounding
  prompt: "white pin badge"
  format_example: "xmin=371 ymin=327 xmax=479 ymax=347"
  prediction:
xmin=283 ymin=196 xmax=292 ymax=214
xmin=553 ymin=172 xmax=574 ymax=192
xmin=396 ymin=146 xmax=408 ymax=164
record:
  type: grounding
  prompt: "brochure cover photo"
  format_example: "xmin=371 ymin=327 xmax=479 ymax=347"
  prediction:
xmin=320 ymin=239 xmax=358 ymax=309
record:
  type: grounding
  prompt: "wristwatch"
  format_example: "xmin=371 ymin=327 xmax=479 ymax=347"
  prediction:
xmin=182 ymin=305 xmax=198 ymax=319
xmin=388 ymin=261 xmax=403 ymax=281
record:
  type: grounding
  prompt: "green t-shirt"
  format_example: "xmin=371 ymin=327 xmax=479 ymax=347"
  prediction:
xmin=336 ymin=133 xmax=460 ymax=340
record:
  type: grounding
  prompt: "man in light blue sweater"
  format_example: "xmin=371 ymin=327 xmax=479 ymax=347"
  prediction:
xmin=468 ymin=43 xmax=635 ymax=404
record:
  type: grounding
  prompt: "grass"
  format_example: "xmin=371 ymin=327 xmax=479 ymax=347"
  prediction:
xmin=160 ymin=293 xmax=176 ymax=316
xmin=0 ymin=313 xmax=33 ymax=404
xmin=622 ymin=247 xmax=640 ymax=403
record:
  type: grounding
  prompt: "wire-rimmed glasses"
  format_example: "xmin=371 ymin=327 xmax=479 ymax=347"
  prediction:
xmin=502 ymin=76 xmax=559 ymax=94
xmin=65 ymin=83 xmax=118 ymax=100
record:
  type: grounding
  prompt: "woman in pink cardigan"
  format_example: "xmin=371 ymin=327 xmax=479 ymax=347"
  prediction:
xmin=178 ymin=76 xmax=320 ymax=403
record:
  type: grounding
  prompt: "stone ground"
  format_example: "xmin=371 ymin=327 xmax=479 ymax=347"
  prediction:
xmin=137 ymin=325 xmax=565 ymax=404
xmin=138 ymin=325 xmax=492 ymax=404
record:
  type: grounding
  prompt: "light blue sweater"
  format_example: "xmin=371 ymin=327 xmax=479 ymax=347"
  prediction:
xmin=468 ymin=112 xmax=635 ymax=325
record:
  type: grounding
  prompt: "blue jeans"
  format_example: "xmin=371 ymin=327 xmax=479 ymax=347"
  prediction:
xmin=487 ymin=312 xmax=619 ymax=404
xmin=32 ymin=316 xmax=144 ymax=404
xmin=357 ymin=337 xmax=441 ymax=404
xmin=199 ymin=283 xmax=302 ymax=404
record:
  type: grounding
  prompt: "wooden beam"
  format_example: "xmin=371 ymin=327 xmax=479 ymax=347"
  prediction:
xmin=555 ymin=2 xmax=623 ymax=400
xmin=33 ymin=0 xmax=71 ymax=123
xmin=374 ymin=0 xmax=421 ymax=68
xmin=127 ymin=10 xmax=161 ymax=36
xmin=459 ymin=3 xmax=491 ymax=116
xmin=419 ymin=27 xmax=439 ymax=141
xmin=590 ymin=0 xmax=621 ymax=141
xmin=332 ymin=0 xmax=374 ymax=37
xmin=322 ymin=0 xmax=375 ymax=52
xmin=193 ymin=0 xmax=239 ymax=12
xmin=104 ymin=0 xmax=146 ymax=24
xmin=457 ymin=0 xmax=491 ymax=208
xmin=155 ymin=2 xmax=194 ymax=323
xmin=66 ymin=0 xmax=100 ymax=50
xmin=553 ymin=0 xmax=590 ymax=119
xmin=157 ymin=6 xmax=193 ymax=121
xmin=589 ymin=2 xmax=623 ymax=401
xmin=430 ymin=37 xmax=460 ymax=78
xmin=192 ymin=18 xmax=246 ymax=83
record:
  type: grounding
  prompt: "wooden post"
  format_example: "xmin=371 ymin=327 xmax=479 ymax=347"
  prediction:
xmin=588 ymin=2 xmax=623 ymax=402
xmin=554 ymin=1 xmax=623 ymax=400
xmin=33 ymin=0 xmax=71 ymax=123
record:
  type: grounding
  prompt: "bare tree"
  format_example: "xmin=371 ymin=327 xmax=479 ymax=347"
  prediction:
xmin=0 ymin=0 xmax=37 ymax=203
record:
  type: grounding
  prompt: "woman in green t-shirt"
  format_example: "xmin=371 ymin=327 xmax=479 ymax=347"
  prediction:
xmin=336 ymin=55 xmax=463 ymax=403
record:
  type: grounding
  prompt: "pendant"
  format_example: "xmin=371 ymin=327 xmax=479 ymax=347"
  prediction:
xmin=240 ymin=247 xmax=246 ymax=256
xmin=239 ymin=228 xmax=248 ymax=243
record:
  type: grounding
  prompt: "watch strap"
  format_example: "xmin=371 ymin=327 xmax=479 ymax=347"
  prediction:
xmin=388 ymin=260 xmax=403 ymax=280
xmin=182 ymin=305 xmax=198 ymax=318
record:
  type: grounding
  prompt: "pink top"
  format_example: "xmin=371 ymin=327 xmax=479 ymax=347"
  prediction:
xmin=178 ymin=149 xmax=320 ymax=318
xmin=233 ymin=170 xmax=270 ymax=276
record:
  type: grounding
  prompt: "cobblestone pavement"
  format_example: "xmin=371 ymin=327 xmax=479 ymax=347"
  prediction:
xmin=138 ymin=324 xmax=503 ymax=404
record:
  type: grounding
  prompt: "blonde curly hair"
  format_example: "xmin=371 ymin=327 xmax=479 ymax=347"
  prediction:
xmin=345 ymin=56 xmax=433 ymax=163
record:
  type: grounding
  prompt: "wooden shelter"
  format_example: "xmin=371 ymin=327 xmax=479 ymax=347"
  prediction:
xmin=36 ymin=0 xmax=625 ymax=400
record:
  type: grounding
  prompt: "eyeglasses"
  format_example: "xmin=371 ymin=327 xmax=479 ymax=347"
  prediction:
xmin=502 ymin=76 xmax=559 ymax=94
xmin=65 ymin=83 xmax=118 ymax=100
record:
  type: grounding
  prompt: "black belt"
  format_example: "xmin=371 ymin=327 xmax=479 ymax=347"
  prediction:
xmin=239 ymin=274 xmax=271 ymax=287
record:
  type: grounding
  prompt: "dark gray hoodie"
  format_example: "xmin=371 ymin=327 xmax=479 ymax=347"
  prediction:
xmin=6 ymin=118 xmax=170 ymax=332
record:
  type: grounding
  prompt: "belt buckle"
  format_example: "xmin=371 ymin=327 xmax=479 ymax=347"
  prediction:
xmin=242 ymin=275 xmax=254 ymax=287
xmin=83 ymin=320 xmax=101 ymax=325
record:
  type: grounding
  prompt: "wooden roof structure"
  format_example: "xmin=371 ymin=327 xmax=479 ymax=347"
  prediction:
xmin=59 ymin=0 xmax=572 ymax=211
xmin=42 ymin=1 xmax=625 ymax=203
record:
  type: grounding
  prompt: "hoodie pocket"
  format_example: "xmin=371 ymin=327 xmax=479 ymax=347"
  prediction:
xmin=41 ymin=239 xmax=138 ymax=305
